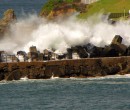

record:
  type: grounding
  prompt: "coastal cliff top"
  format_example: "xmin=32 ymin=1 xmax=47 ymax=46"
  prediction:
xmin=39 ymin=0 xmax=87 ymax=19
xmin=40 ymin=0 xmax=130 ymax=19
xmin=79 ymin=0 xmax=130 ymax=18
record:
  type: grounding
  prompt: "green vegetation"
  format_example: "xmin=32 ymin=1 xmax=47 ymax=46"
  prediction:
xmin=79 ymin=0 xmax=130 ymax=18
xmin=40 ymin=0 xmax=56 ymax=16
xmin=40 ymin=0 xmax=130 ymax=19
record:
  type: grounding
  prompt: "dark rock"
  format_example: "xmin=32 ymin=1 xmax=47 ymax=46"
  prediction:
xmin=103 ymin=45 xmax=119 ymax=57
xmin=76 ymin=46 xmax=88 ymax=58
xmin=107 ymin=66 xmax=121 ymax=75
xmin=111 ymin=35 xmax=122 ymax=44
xmin=57 ymin=54 xmax=66 ymax=59
xmin=17 ymin=51 xmax=26 ymax=56
xmin=0 ymin=73 xmax=5 ymax=81
xmin=126 ymin=46 xmax=130 ymax=56
xmin=5 ymin=70 xmax=21 ymax=81
xmin=112 ymin=44 xmax=127 ymax=56
xmin=83 ymin=43 xmax=104 ymax=57
xmin=103 ymin=35 xmax=127 ymax=57
xmin=67 ymin=48 xmax=72 ymax=59
xmin=67 ymin=35 xmax=127 ymax=58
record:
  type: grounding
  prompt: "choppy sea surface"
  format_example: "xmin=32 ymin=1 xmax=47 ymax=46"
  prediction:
xmin=0 ymin=0 xmax=47 ymax=18
xmin=0 ymin=75 xmax=130 ymax=110
xmin=0 ymin=1 xmax=130 ymax=110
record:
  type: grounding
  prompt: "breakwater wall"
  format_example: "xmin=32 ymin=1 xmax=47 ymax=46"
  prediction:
xmin=0 ymin=56 xmax=130 ymax=81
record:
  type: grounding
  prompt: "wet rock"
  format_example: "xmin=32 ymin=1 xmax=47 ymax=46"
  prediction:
xmin=76 ymin=46 xmax=88 ymax=58
xmin=111 ymin=44 xmax=127 ymax=56
xmin=110 ymin=35 xmax=127 ymax=56
xmin=103 ymin=46 xmax=119 ymax=57
xmin=83 ymin=44 xmax=104 ymax=58
xmin=0 ymin=73 xmax=5 ymax=81
xmin=5 ymin=70 xmax=21 ymax=81
xmin=103 ymin=35 xmax=127 ymax=57
xmin=67 ymin=48 xmax=73 ymax=59
xmin=111 ymin=35 xmax=122 ymax=44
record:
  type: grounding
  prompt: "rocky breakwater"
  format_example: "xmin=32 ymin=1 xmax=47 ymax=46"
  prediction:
xmin=0 ymin=56 xmax=130 ymax=81
xmin=0 ymin=9 xmax=16 ymax=37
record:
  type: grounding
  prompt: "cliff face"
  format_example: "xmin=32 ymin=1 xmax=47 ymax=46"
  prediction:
xmin=47 ymin=7 xmax=76 ymax=19
xmin=0 ymin=9 xmax=16 ymax=37
xmin=40 ymin=0 xmax=87 ymax=19
xmin=0 ymin=57 xmax=130 ymax=81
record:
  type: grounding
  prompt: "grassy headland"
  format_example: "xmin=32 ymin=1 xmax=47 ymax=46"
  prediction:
xmin=40 ymin=0 xmax=80 ymax=16
xmin=40 ymin=0 xmax=130 ymax=19
xmin=79 ymin=0 xmax=130 ymax=19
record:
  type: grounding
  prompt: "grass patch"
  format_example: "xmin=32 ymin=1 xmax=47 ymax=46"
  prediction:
xmin=79 ymin=0 xmax=130 ymax=19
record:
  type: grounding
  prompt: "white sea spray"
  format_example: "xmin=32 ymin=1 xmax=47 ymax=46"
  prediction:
xmin=0 ymin=13 xmax=130 ymax=54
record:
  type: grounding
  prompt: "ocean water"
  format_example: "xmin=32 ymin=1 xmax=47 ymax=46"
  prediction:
xmin=0 ymin=0 xmax=47 ymax=18
xmin=0 ymin=1 xmax=130 ymax=110
xmin=0 ymin=75 xmax=130 ymax=110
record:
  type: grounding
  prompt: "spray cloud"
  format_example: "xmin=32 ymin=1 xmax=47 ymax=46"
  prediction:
xmin=1 ymin=13 xmax=130 ymax=54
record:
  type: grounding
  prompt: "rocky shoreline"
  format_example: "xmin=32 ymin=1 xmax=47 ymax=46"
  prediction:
xmin=0 ymin=56 xmax=130 ymax=81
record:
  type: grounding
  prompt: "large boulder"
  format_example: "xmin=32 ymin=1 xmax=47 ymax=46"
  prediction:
xmin=66 ymin=35 xmax=128 ymax=58
xmin=71 ymin=46 xmax=88 ymax=58
xmin=83 ymin=43 xmax=104 ymax=57
xmin=103 ymin=35 xmax=127 ymax=57
xmin=103 ymin=45 xmax=118 ymax=57
xmin=111 ymin=35 xmax=122 ymax=44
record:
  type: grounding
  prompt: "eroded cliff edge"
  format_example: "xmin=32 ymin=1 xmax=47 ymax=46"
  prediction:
xmin=0 ymin=9 xmax=16 ymax=37
xmin=0 ymin=56 xmax=130 ymax=81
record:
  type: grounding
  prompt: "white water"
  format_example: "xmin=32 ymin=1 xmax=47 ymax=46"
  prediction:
xmin=1 ymin=13 xmax=130 ymax=54
xmin=20 ymin=76 xmax=29 ymax=81
xmin=0 ymin=74 xmax=130 ymax=84
xmin=51 ymin=73 xmax=59 ymax=79
xmin=87 ymin=74 xmax=130 ymax=80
